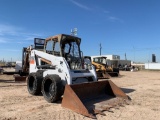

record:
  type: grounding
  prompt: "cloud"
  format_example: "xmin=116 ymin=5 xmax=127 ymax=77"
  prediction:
xmin=103 ymin=10 xmax=110 ymax=14
xmin=108 ymin=16 xmax=124 ymax=23
xmin=0 ymin=24 xmax=43 ymax=43
xmin=16 ymin=41 xmax=31 ymax=44
xmin=0 ymin=37 xmax=32 ymax=44
xmin=70 ymin=1 xmax=111 ymax=15
xmin=22 ymin=33 xmax=43 ymax=41
xmin=108 ymin=16 xmax=118 ymax=20
xmin=69 ymin=1 xmax=123 ymax=24
xmin=0 ymin=24 xmax=22 ymax=36
xmin=0 ymin=39 xmax=7 ymax=43
xmin=0 ymin=37 xmax=10 ymax=43
xmin=70 ymin=0 xmax=92 ymax=11
xmin=0 ymin=48 xmax=21 ymax=52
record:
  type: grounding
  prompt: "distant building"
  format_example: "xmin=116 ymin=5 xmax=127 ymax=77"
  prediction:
xmin=145 ymin=63 xmax=160 ymax=70
xmin=145 ymin=54 xmax=160 ymax=70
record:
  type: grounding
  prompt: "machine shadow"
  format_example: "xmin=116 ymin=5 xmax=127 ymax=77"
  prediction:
xmin=0 ymin=79 xmax=15 ymax=83
xmin=120 ymin=87 xmax=135 ymax=94
xmin=0 ymin=79 xmax=27 ymax=87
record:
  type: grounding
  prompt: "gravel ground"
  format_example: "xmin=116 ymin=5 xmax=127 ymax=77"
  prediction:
xmin=0 ymin=70 xmax=160 ymax=120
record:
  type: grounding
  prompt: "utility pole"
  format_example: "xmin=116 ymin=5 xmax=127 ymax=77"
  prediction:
xmin=125 ymin=53 xmax=127 ymax=60
xmin=100 ymin=43 xmax=102 ymax=56
xmin=133 ymin=46 xmax=135 ymax=63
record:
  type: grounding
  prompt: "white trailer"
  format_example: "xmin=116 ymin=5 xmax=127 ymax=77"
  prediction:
xmin=15 ymin=61 xmax=22 ymax=73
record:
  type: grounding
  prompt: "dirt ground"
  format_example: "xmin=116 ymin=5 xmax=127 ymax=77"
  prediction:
xmin=0 ymin=70 xmax=160 ymax=120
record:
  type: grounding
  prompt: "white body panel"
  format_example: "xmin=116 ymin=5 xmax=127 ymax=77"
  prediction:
xmin=29 ymin=50 xmax=97 ymax=85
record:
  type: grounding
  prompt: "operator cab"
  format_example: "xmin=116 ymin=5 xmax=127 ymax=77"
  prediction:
xmin=93 ymin=57 xmax=108 ymax=67
xmin=44 ymin=34 xmax=83 ymax=70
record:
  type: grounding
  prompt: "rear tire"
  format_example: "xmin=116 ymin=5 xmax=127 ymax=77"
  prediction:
xmin=27 ymin=73 xmax=42 ymax=95
xmin=41 ymin=75 xmax=63 ymax=103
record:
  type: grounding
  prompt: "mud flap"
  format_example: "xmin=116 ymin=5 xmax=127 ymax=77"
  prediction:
xmin=61 ymin=80 xmax=130 ymax=118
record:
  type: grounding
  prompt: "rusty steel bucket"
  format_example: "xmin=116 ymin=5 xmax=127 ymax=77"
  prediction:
xmin=107 ymin=72 xmax=119 ymax=77
xmin=62 ymin=80 xmax=130 ymax=118
xmin=96 ymin=71 xmax=111 ymax=79
xmin=14 ymin=74 xmax=27 ymax=82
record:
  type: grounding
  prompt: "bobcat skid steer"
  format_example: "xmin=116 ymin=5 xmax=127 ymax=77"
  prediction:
xmin=84 ymin=56 xmax=111 ymax=79
xmin=92 ymin=56 xmax=119 ymax=77
xmin=27 ymin=34 xmax=130 ymax=118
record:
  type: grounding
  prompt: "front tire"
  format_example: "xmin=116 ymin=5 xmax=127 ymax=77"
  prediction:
xmin=27 ymin=73 xmax=42 ymax=95
xmin=41 ymin=75 xmax=63 ymax=103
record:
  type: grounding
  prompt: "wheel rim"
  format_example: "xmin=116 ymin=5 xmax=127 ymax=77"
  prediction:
xmin=44 ymin=79 xmax=55 ymax=98
xmin=33 ymin=80 xmax=36 ymax=90
xmin=49 ymin=83 xmax=55 ymax=96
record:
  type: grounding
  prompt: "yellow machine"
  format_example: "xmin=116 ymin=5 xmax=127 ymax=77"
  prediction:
xmin=92 ymin=56 xmax=119 ymax=77
xmin=84 ymin=56 xmax=119 ymax=79
xmin=84 ymin=56 xmax=111 ymax=79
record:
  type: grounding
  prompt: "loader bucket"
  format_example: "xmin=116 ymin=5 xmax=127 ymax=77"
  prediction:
xmin=96 ymin=71 xmax=111 ymax=79
xmin=107 ymin=72 xmax=119 ymax=77
xmin=62 ymin=80 xmax=130 ymax=118
xmin=14 ymin=74 xmax=27 ymax=82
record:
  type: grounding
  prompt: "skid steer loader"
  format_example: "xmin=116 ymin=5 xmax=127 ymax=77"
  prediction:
xmin=84 ymin=56 xmax=111 ymax=79
xmin=92 ymin=56 xmax=119 ymax=77
xmin=26 ymin=34 xmax=130 ymax=118
xmin=14 ymin=38 xmax=45 ymax=81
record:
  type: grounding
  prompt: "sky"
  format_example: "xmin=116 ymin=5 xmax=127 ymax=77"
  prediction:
xmin=0 ymin=0 xmax=160 ymax=63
